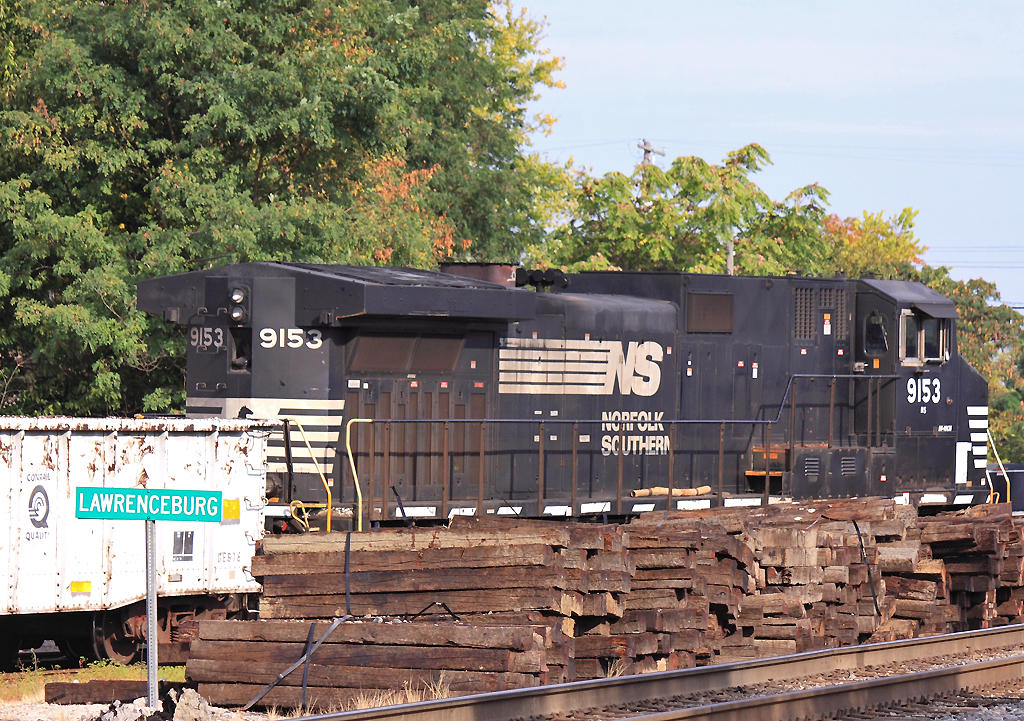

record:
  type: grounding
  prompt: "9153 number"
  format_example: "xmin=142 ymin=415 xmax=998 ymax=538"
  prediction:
xmin=189 ymin=326 xmax=224 ymax=349
xmin=907 ymin=377 xmax=941 ymax=404
xmin=259 ymin=328 xmax=323 ymax=350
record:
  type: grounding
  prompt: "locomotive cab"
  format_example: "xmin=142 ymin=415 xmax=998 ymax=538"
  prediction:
xmin=852 ymin=279 xmax=988 ymax=498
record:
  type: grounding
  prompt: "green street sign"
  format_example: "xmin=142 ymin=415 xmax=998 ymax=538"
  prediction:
xmin=76 ymin=487 xmax=222 ymax=522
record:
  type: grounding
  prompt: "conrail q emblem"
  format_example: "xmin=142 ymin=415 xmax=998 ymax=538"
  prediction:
xmin=28 ymin=485 xmax=49 ymax=528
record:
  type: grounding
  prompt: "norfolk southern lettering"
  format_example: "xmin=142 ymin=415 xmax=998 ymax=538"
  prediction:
xmin=600 ymin=410 xmax=670 ymax=456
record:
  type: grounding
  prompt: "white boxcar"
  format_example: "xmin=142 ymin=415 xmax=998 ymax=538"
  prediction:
xmin=0 ymin=416 xmax=278 ymax=666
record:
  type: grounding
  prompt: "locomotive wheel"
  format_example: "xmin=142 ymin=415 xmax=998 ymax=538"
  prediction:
xmin=91 ymin=611 xmax=141 ymax=665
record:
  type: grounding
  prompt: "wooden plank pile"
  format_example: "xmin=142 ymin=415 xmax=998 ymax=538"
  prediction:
xmin=187 ymin=500 xmax=1024 ymax=710
xmin=186 ymin=618 xmax=556 ymax=709
xmin=251 ymin=516 xmax=634 ymax=684
xmin=609 ymin=511 xmax=753 ymax=675
xmin=869 ymin=501 xmax=1024 ymax=640
xmin=625 ymin=498 xmax=898 ymax=663
xmin=738 ymin=502 xmax=896 ymax=655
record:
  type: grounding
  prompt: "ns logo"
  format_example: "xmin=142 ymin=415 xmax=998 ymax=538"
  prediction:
xmin=497 ymin=338 xmax=665 ymax=397
xmin=605 ymin=341 xmax=663 ymax=396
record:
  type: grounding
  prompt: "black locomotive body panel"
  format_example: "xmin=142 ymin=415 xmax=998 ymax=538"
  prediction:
xmin=138 ymin=262 xmax=991 ymax=519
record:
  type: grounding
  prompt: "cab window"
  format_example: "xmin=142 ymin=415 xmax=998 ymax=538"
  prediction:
xmin=864 ymin=311 xmax=888 ymax=356
xmin=900 ymin=310 xmax=948 ymax=364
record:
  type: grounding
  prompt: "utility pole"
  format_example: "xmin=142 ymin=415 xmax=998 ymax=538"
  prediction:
xmin=637 ymin=139 xmax=665 ymax=165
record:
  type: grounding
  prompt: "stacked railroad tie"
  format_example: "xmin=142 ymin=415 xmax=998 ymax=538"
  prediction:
xmin=186 ymin=618 xmax=556 ymax=709
xmin=187 ymin=500 xmax=1024 ymax=710
xmin=623 ymin=498 xmax=895 ymax=663
xmin=612 ymin=511 xmax=753 ymax=674
xmin=872 ymin=501 xmax=1024 ymax=638
xmin=724 ymin=498 xmax=896 ymax=659
xmin=250 ymin=517 xmax=635 ymax=684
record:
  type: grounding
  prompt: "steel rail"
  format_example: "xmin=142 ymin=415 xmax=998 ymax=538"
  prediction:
xmin=622 ymin=654 xmax=1024 ymax=721
xmin=292 ymin=624 xmax=1024 ymax=721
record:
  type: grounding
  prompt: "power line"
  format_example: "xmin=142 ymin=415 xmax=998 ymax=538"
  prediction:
xmin=532 ymin=135 xmax=1024 ymax=169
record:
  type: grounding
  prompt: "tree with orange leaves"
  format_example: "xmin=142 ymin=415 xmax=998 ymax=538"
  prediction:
xmin=0 ymin=0 xmax=564 ymax=415
xmin=822 ymin=208 xmax=925 ymax=279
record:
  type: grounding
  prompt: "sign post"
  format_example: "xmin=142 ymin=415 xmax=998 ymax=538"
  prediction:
xmin=76 ymin=486 xmax=223 ymax=707
xmin=145 ymin=519 xmax=158 ymax=707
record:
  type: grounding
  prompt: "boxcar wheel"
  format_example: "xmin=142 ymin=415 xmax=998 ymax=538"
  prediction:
xmin=91 ymin=611 xmax=140 ymax=665
xmin=57 ymin=637 xmax=96 ymax=667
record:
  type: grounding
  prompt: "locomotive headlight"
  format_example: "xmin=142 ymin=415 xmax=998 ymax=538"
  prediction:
xmin=228 ymin=286 xmax=249 ymax=323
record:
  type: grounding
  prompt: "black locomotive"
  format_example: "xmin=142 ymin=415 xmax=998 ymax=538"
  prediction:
xmin=138 ymin=263 xmax=991 ymax=521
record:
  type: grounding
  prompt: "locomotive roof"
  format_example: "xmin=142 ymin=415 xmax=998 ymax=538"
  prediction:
xmin=859 ymin=278 xmax=958 ymax=319
xmin=536 ymin=292 xmax=678 ymax=333
xmin=137 ymin=261 xmax=541 ymax=323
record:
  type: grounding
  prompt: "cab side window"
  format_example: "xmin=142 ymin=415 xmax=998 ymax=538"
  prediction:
xmin=900 ymin=310 xmax=948 ymax=364
xmin=922 ymin=317 xmax=942 ymax=359
xmin=864 ymin=311 xmax=888 ymax=356
xmin=902 ymin=311 xmax=919 ymax=361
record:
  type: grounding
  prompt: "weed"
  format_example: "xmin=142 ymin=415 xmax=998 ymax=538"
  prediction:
xmin=0 ymin=662 xmax=186 ymax=704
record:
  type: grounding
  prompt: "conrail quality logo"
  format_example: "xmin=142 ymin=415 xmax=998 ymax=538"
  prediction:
xmin=498 ymin=338 xmax=664 ymax=396
xmin=28 ymin=484 xmax=49 ymax=529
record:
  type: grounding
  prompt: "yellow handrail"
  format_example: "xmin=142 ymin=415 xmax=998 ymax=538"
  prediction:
xmin=345 ymin=418 xmax=372 ymax=532
xmin=281 ymin=418 xmax=332 ymax=532
xmin=988 ymin=429 xmax=1011 ymax=506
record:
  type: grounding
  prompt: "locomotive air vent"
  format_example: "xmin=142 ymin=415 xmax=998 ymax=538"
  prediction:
xmin=818 ymin=287 xmax=850 ymax=340
xmin=793 ymin=288 xmax=815 ymax=339
xmin=841 ymin=456 xmax=857 ymax=477
xmin=803 ymin=456 xmax=820 ymax=482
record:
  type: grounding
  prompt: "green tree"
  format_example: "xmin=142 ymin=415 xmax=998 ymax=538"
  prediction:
xmin=399 ymin=0 xmax=566 ymax=259
xmin=529 ymin=144 xmax=830 ymax=274
xmin=821 ymin=208 xmax=924 ymax=279
xmin=0 ymin=0 xmax=564 ymax=415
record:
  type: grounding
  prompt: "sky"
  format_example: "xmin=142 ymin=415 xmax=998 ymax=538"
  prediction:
xmin=521 ymin=1 xmax=1024 ymax=308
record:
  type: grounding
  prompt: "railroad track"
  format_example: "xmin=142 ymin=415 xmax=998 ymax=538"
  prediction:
xmin=293 ymin=624 xmax=1024 ymax=721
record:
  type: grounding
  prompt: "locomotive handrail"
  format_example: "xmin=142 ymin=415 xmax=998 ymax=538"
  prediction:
xmin=988 ymin=429 xmax=1011 ymax=505
xmin=336 ymin=371 xmax=904 ymax=524
xmin=281 ymin=417 xmax=333 ymax=532
xmin=345 ymin=418 xmax=372 ymax=532
xmin=336 ymin=373 xmax=901 ymax=428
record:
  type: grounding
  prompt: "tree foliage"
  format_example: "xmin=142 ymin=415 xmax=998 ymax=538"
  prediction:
xmin=821 ymin=208 xmax=924 ymax=279
xmin=0 ymin=0 xmax=564 ymax=414
xmin=529 ymin=144 xmax=831 ymax=274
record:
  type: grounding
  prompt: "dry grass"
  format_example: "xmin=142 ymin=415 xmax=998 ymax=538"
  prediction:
xmin=346 ymin=673 xmax=452 ymax=711
xmin=605 ymin=658 xmax=632 ymax=678
xmin=263 ymin=673 xmax=453 ymax=716
xmin=0 ymin=660 xmax=186 ymax=704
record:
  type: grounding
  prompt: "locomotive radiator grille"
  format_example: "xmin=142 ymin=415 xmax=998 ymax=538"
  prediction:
xmin=793 ymin=287 xmax=816 ymax=339
xmin=818 ymin=287 xmax=850 ymax=340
